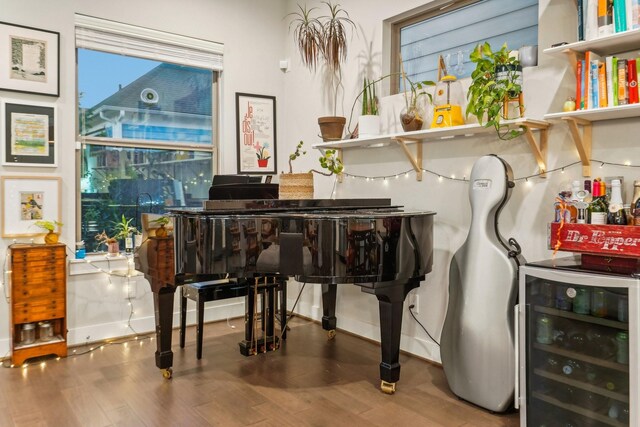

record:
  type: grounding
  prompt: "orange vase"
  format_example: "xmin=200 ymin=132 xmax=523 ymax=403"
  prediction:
xmin=155 ymin=225 xmax=168 ymax=237
xmin=44 ymin=231 xmax=59 ymax=244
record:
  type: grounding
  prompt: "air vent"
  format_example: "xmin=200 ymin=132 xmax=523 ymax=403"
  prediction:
xmin=140 ymin=88 xmax=159 ymax=104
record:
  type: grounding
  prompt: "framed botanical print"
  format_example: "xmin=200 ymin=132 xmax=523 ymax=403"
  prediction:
xmin=1 ymin=175 xmax=61 ymax=237
xmin=0 ymin=21 xmax=60 ymax=97
xmin=236 ymin=93 xmax=277 ymax=174
xmin=1 ymin=99 xmax=57 ymax=167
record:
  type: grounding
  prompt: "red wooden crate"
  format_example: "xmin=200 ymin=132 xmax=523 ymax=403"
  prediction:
xmin=548 ymin=222 xmax=640 ymax=258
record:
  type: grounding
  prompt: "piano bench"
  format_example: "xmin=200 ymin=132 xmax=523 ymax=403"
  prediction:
xmin=179 ymin=278 xmax=249 ymax=359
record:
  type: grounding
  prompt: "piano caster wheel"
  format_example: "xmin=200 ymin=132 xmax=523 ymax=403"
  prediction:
xmin=327 ymin=329 xmax=336 ymax=340
xmin=162 ymin=368 xmax=173 ymax=379
xmin=380 ymin=381 xmax=396 ymax=395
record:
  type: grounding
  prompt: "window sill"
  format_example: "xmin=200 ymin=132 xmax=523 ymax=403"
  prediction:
xmin=68 ymin=253 xmax=139 ymax=276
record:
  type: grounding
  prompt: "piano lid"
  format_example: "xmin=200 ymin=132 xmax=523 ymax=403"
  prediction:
xmin=168 ymin=198 xmax=397 ymax=215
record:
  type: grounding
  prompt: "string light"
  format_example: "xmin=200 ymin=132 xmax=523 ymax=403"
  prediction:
xmin=338 ymin=159 xmax=640 ymax=184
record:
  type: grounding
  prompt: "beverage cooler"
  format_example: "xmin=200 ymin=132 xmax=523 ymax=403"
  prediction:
xmin=518 ymin=257 xmax=639 ymax=427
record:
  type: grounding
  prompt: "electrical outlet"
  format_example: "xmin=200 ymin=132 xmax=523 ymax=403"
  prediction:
xmin=408 ymin=293 xmax=419 ymax=314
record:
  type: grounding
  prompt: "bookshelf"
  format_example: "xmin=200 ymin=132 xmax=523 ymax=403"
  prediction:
xmin=543 ymin=22 xmax=640 ymax=177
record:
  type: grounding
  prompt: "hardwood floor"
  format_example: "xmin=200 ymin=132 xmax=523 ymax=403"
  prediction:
xmin=0 ymin=317 xmax=520 ymax=426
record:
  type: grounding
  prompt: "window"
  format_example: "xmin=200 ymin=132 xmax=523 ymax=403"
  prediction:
xmin=76 ymin=15 xmax=222 ymax=252
xmin=392 ymin=0 xmax=538 ymax=90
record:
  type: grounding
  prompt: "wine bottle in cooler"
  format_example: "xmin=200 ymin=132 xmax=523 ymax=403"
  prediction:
xmin=607 ymin=179 xmax=627 ymax=225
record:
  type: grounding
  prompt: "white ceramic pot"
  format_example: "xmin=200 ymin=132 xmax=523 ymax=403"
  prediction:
xmin=358 ymin=115 xmax=380 ymax=138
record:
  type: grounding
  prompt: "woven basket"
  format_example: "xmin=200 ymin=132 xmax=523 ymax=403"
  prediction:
xmin=279 ymin=172 xmax=314 ymax=199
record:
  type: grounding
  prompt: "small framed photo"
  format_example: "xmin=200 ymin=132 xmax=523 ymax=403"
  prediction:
xmin=0 ymin=21 xmax=60 ymax=97
xmin=1 ymin=175 xmax=61 ymax=237
xmin=1 ymin=99 xmax=56 ymax=167
xmin=236 ymin=93 xmax=277 ymax=174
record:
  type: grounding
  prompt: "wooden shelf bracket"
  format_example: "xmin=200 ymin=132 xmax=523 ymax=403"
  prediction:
xmin=521 ymin=120 xmax=550 ymax=177
xmin=562 ymin=116 xmax=592 ymax=177
xmin=392 ymin=136 xmax=423 ymax=181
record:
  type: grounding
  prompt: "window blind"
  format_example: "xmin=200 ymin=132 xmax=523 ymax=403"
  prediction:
xmin=75 ymin=14 xmax=223 ymax=71
xmin=401 ymin=0 xmax=538 ymax=83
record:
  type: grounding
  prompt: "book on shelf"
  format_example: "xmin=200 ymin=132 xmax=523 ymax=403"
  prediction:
xmin=580 ymin=0 xmax=640 ymax=39
xmin=575 ymin=52 xmax=640 ymax=110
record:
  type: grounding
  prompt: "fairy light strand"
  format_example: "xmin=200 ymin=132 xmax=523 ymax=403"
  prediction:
xmin=338 ymin=159 xmax=636 ymax=183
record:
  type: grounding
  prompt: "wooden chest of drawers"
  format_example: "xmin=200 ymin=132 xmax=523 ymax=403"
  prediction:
xmin=9 ymin=243 xmax=67 ymax=366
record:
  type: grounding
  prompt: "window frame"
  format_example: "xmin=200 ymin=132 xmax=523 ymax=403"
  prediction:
xmin=74 ymin=35 xmax=220 ymax=246
xmin=390 ymin=0 xmax=481 ymax=95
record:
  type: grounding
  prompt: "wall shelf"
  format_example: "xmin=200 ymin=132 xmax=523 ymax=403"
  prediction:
xmin=543 ymin=28 xmax=640 ymax=58
xmin=544 ymin=104 xmax=640 ymax=176
xmin=313 ymin=118 xmax=550 ymax=181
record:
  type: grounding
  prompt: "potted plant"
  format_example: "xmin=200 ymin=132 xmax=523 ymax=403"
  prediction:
xmin=113 ymin=215 xmax=138 ymax=252
xmin=288 ymin=2 xmax=355 ymax=141
xmin=95 ymin=231 xmax=120 ymax=256
xmin=279 ymin=140 xmax=343 ymax=199
xmin=33 ymin=220 xmax=63 ymax=244
xmin=466 ymin=42 xmax=524 ymax=140
xmin=357 ymin=77 xmax=380 ymax=138
xmin=399 ymin=60 xmax=435 ymax=132
xmin=149 ymin=216 xmax=171 ymax=238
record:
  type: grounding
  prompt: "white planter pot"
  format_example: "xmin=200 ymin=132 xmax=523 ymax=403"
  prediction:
xmin=358 ymin=115 xmax=380 ymax=138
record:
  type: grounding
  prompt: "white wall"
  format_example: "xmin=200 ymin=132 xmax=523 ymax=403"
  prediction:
xmin=0 ymin=0 xmax=289 ymax=352
xmin=2 ymin=0 xmax=639 ymax=367
xmin=282 ymin=0 xmax=640 ymax=364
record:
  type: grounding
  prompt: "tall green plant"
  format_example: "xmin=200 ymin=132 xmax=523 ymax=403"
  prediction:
xmin=361 ymin=77 xmax=378 ymax=115
xmin=466 ymin=42 xmax=524 ymax=140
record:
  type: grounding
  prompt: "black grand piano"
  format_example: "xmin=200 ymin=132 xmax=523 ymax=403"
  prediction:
xmin=139 ymin=189 xmax=435 ymax=394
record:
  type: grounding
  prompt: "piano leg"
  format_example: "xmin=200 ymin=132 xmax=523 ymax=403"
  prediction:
xmin=321 ymin=283 xmax=337 ymax=339
xmin=374 ymin=278 xmax=420 ymax=394
xmin=153 ymin=285 xmax=177 ymax=379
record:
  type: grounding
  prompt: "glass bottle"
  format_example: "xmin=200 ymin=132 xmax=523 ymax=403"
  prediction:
xmin=615 ymin=331 xmax=629 ymax=365
xmin=607 ymin=179 xmax=627 ymax=225
xmin=572 ymin=287 xmax=591 ymax=315
xmin=589 ymin=179 xmax=607 ymax=224
xmin=568 ymin=180 xmax=580 ymax=222
xmin=125 ymin=233 xmax=133 ymax=253
xmin=632 ymin=180 xmax=640 ymax=226
xmin=536 ymin=314 xmax=554 ymax=344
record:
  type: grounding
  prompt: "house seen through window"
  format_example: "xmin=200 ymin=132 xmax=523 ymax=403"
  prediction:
xmin=78 ymin=49 xmax=216 ymax=252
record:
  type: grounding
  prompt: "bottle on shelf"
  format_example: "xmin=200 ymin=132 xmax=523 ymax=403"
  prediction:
xmin=590 ymin=288 xmax=607 ymax=317
xmin=572 ymin=286 xmax=591 ymax=315
xmin=562 ymin=358 xmax=585 ymax=380
xmin=555 ymin=285 xmax=573 ymax=311
xmin=615 ymin=331 xmax=629 ymax=365
xmin=633 ymin=180 xmax=640 ymax=226
xmin=569 ymin=180 xmax=585 ymax=223
xmin=617 ymin=294 xmax=629 ymax=322
xmin=536 ymin=314 xmax=554 ymax=344
xmin=607 ymin=179 xmax=627 ymax=225
xmin=589 ymin=179 xmax=608 ymax=224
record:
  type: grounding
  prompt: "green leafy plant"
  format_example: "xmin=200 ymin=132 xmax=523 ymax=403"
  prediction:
xmin=399 ymin=57 xmax=435 ymax=131
xmin=286 ymin=140 xmax=343 ymax=176
xmin=112 ymin=215 xmax=138 ymax=240
xmin=150 ymin=216 xmax=170 ymax=226
xmin=466 ymin=42 xmax=524 ymax=140
xmin=33 ymin=220 xmax=63 ymax=232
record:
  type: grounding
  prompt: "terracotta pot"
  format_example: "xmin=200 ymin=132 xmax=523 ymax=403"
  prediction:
xmin=279 ymin=172 xmax=314 ymax=200
xmin=44 ymin=231 xmax=59 ymax=244
xmin=318 ymin=116 xmax=346 ymax=141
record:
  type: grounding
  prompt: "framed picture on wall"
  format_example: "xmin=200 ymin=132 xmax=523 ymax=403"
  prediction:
xmin=1 ymin=99 xmax=57 ymax=167
xmin=0 ymin=22 xmax=60 ymax=97
xmin=236 ymin=93 xmax=277 ymax=174
xmin=1 ymin=175 xmax=61 ymax=237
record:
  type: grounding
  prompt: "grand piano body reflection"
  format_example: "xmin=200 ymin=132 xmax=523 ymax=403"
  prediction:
xmin=144 ymin=197 xmax=434 ymax=394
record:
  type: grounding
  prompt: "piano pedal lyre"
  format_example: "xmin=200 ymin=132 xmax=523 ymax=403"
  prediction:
xmin=380 ymin=380 xmax=396 ymax=394
xmin=239 ymin=276 xmax=281 ymax=357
